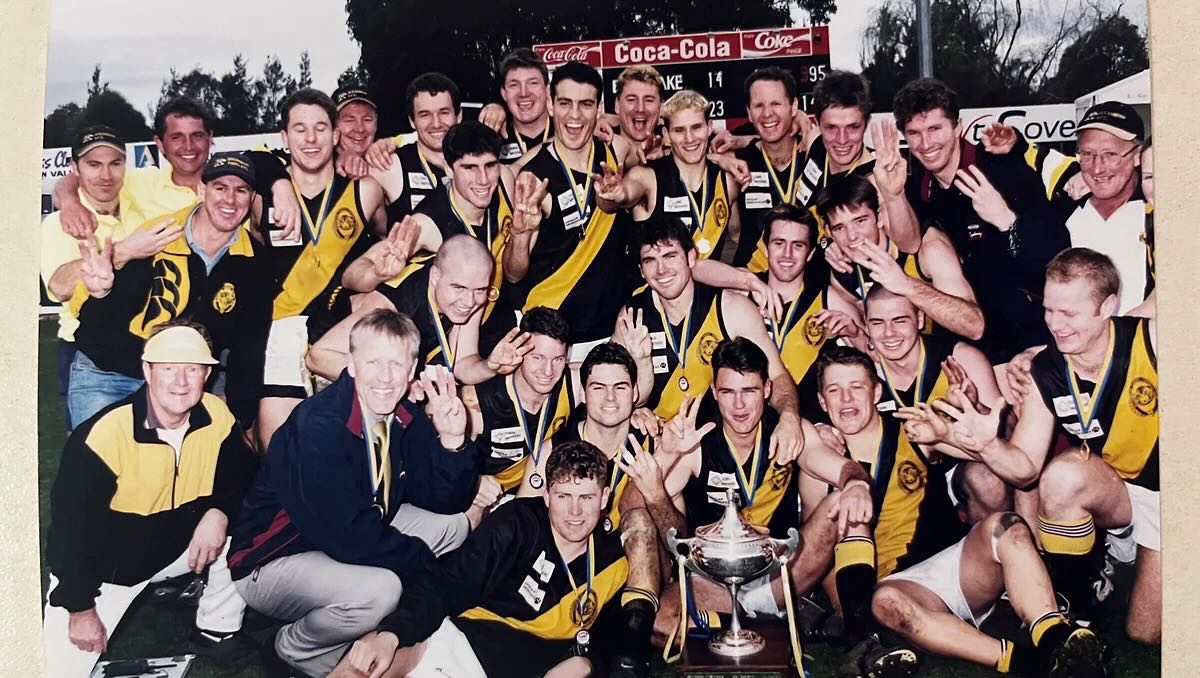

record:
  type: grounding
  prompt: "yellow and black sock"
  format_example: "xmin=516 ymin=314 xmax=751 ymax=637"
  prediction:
xmin=834 ymin=535 xmax=877 ymax=642
xmin=1030 ymin=611 xmax=1070 ymax=648
xmin=995 ymin=638 xmax=1039 ymax=674
xmin=1038 ymin=515 xmax=1097 ymax=614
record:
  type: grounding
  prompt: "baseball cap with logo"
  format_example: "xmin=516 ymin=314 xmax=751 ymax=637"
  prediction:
xmin=202 ymin=151 xmax=257 ymax=187
xmin=142 ymin=325 xmax=219 ymax=365
xmin=72 ymin=125 xmax=126 ymax=160
xmin=334 ymin=84 xmax=376 ymax=111
xmin=1077 ymin=101 xmax=1145 ymax=142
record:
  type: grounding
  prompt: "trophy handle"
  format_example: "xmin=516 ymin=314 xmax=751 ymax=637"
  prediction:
xmin=664 ymin=527 xmax=694 ymax=559
xmin=769 ymin=527 xmax=801 ymax=562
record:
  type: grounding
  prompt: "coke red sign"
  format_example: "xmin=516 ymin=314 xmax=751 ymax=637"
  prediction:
xmin=535 ymin=26 xmax=828 ymax=68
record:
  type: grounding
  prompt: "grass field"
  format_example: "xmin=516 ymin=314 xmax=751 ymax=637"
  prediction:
xmin=35 ymin=317 xmax=1160 ymax=677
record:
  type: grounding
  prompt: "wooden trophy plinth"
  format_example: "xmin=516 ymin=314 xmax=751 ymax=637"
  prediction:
xmin=679 ymin=620 xmax=798 ymax=678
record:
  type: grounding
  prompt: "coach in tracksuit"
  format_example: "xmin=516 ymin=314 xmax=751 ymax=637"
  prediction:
xmin=228 ymin=309 xmax=480 ymax=677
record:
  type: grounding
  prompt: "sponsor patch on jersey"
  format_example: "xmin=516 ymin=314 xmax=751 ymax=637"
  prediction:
xmin=652 ymin=355 xmax=669 ymax=374
xmin=876 ymin=399 xmax=898 ymax=413
xmin=802 ymin=159 xmax=822 ymax=184
xmin=533 ymin=550 xmax=555 ymax=582
xmin=706 ymin=471 xmax=738 ymax=490
xmin=408 ymin=172 xmax=434 ymax=190
xmin=563 ymin=210 xmax=584 ymax=230
xmin=749 ymin=171 xmax=770 ymax=188
xmin=650 ymin=331 xmax=667 ymax=350
xmin=557 ymin=189 xmax=577 ymax=211
xmin=500 ymin=143 xmax=523 ymax=161
xmin=1052 ymin=395 xmax=1083 ymax=418
xmin=795 ymin=182 xmax=814 ymax=206
xmin=664 ymin=196 xmax=690 ymax=213
xmin=410 ymin=194 xmax=426 ymax=210
xmin=519 ymin=575 xmax=546 ymax=610
xmin=744 ymin=192 xmax=773 ymax=210
xmin=1063 ymin=420 xmax=1105 ymax=440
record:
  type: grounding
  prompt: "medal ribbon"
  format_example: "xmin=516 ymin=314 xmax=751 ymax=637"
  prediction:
xmin=416 ymin=147 xmax=441 ymax=188
xmin=760 ymin=140 xmax=800 ymax=205
xmin=448 ymin=186 xmax=494 ymax=249
xmin=558 ymin=534 xmax=595 ymax=626
xmin=685 ymin=165 xmax=713 ymax=230
xmin=1064 ymin=322 xmax=1117 ymax=443
xmin=725 ymin=426 xmax=767 ymax=508
xmin=516 ymin=117 xmax=552 ymax=154
xmin=506 ymin=375 xmax=553 ymax=466
xmin=554 ymin=139 xmax=596 ymax=218
xmin=822 ymin=143 xmax=871 ymax=183
xmin=769 ymin=284 xmax=807 ymax=350
xmin=653 ymin=293 xmax=694 ymax=373
xmin=879 ymin=340 xmax=928 ymax=409
xmin=291 ymin=173 xmax=334 ymax=243
xmin=426 ymin=286 xmax=455 ymax=368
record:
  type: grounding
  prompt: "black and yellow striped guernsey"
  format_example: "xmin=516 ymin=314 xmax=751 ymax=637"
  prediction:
xmin=475 ymin=373 xmax=576 ymax=491
xmin=375 ymin=264 xmax=455 ymax=371
xmin=499 ymin=117 xmax=555 ymax=164
xmin=386 ymin=142 xmax=448 ymax=223
xmin=851 ymin=415 xmax=965 ymax=577
xmin=251 ymin=153 xmax=376 ymax=341
xmin=512 ymin=139 xmax=640 ymax=344
xmin=381 ymin=497 xmax=628 ymax=678
xmin=626 ymin=282 xmax=730 ymax=421
xmin=874 ymin=334 xmax=956 ymax=415
xmin=645 ymin=156 xmax=732 ymax=261
xmin=1031 ymin=316 xmax=1159 ymax=491
xmin=757 ymin=263 xmax=834 ymax=418
xmin=46 ymin=389 xmax=258 ymax=613
xmin=681 ymin=408 xmax=798 ymax=539
xmin=551 ymin=422 xmax=651 ymax=533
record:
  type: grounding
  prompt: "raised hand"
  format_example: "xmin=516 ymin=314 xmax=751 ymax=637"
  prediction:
xmin=746 ymin=276 xmax=783 ymax=324
xmin=512 ymin=173 xmax=549 ymax=236
xmin=643 ymin=133 xmax=667 ymax=162
xmin=478 ymin=103 xmax=508 ymax=135
xmin=270 ymin=183 xmax=303 ymax=242
xmin=422 ymin=368 xmax=467 ymax=447
xmin=980 ymin=123 xmax=1017 ymax=155
xmin=617 ymin=433 xmax=668 ymax=503
xmin=828 ymin=479 xmax=873 ymax=538
xmin=611 ymin=307 xmax=651 ymax=361
xmin=710 ymin=153 xmax=751 ymax=189
xmin=486 ymin=327 xmax=533 ymax=374
xmin=660 ymin=396 xmax=717 ymax=457
xmin=814 ymin=309 xmax=862 ymax=340
xmin=813 ymin=423 xmax=847 ymax=453
xmin=953 ymin=165 xmax=1017 ymax=231
xmin=335 ymin=151 xmax=371 ymax=179
xmin=849 ymin=237 xmax=915 ymax=296
xmin=473 ymin=475 xmax=504 ymax=509
xmin=942 ymin=355 xmax=981 ymax=411
xmin=78 ymin=237 xmax=115 ymax=297
xmin=823 ymin=238 xmax=854 ymax=274
xmin=893 ymin=401 xmax=952 ymax=446
xmin=113 ymin=217 xmax=182 ymax=268
xmin=769 ymin=412 xmax=804 ymax=465
xmin=929 ymin=386 xmax=1006 ymax=454
xmin=871 ymin=119 xmax=908 ymax=197
xmin=1001 ymin=345 xmax=1044 ymax=409
xmin=630 ymin=408 xmax=662 ymax=438
xmin=365 ymin=137 xmax=398 ymax=172
xmin=593 ymin=163 xmax=627 ymax=206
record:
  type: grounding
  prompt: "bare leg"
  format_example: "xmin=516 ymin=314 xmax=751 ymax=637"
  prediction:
xmin=256 ymin=396 xmax=302 ymax=451
xmin=955 ymin=462 xmax=1013 ymax=525
xmin=1125 ymin=546 xmax=1161 ymax=644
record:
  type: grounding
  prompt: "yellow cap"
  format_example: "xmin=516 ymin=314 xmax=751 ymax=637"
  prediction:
xmin=141 ymin=326 xmax=218 ymax=365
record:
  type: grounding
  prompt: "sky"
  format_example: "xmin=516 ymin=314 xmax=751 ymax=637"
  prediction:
xmin=43 ymin=0 xmax=1148 ymax=115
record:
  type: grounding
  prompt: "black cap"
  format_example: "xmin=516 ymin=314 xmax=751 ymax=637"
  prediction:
xmin=72 ymin=125 xmax=125 ymax=160
xmin=202 ymin=151 xmax=256 ymax=187
xmin=1077 ymin=101 xmax=1144 ymax=142
xmin=333 ymin=85 xmax=375 ymax=111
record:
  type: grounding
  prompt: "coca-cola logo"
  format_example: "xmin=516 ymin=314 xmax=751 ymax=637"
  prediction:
xmin=539 ymin=44 xmax=599 ymax=64
xmin=743 ymin=30 xmax=811 ymax=57
xmin=753 ymin=32 xmax=801 ymax=51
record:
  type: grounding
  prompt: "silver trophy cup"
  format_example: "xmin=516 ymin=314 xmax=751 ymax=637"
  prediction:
xmin=666 ymin=488 xmax=801 ymax=657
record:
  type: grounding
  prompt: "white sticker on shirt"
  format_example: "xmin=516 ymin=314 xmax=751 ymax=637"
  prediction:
xmin=533 ymin=550 xmax=555 ymax=582
xmin=876 ymin=400 xmax=897 ymax=413
xmin=557 ymin=189 xmax=577 ymax=211
xmin=664 ymin=196 xmax=690 ymax=213
xmin=652 ymin=355 xmax=669 ymax=374
xmin=802 ymin=159 xmax=822 ymax=184
xmin=650 ymin=331 xmax=667 ymax=350
xmin=749 ymin=171 xmax=770 ymax=188
xmin=1064 ymin=420 xmax=1105 ymax=440
xmin=744 ymin=192 xmax=773 ymax=210
xmin=706 ymin=490 xmax=734 ymax=506
xmin=491 ymin=426 xmax=525 ymax=445
xmin=707 ymin=471 xmax=738 ymax=490
xmin=795 ymin=182 xmax=813 ymax=206
xmin=1052 ymin=395 xmax=1080 ymax=418
xmin=519 ymin=575 xmax=546 ymax=610
xmin=500 ymin=143 xmax=523 ymax=160
xmin=563 ymin=211 xmax=584 ymax=230
xmin=408 ymin=172 xmax=434 ymax=190
xmin=410 ymin=194 xmax=426 ymax=210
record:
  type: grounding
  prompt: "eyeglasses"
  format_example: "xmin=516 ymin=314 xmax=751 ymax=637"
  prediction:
xmin=1078 ymin=145 xmax=1139 ymax=167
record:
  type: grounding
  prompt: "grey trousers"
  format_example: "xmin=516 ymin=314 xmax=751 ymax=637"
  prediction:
xmin=234 ymin=504 xmax=469 ymax=677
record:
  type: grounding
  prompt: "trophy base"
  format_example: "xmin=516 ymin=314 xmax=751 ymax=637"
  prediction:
xmin=681 ymin=621 xmax=796 ymax=678
xmin=708 ymin=629 xmax=765 ymax=657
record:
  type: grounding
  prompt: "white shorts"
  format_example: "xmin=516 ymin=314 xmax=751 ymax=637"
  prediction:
xmin=263 ymin=316 xmax=311 ymax=392
xmin=1125 ymin=482 xmax=1160 ymax=552
xmin=882 ymin=538 xmax=995 ymax=628
xmin=408 ymin=618 xmax=487 ymax=678
xmin=736 ymin=571 xmax=783 ymax=618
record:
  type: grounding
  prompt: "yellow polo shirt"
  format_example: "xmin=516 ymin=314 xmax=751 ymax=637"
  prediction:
xmin=120 ymin=164 xmax=199 ymax=218
xmin=40 ymin=191 xmax=148 ymax=341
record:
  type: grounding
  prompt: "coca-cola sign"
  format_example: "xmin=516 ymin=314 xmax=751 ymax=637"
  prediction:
xmin=741 ymin=27 xmax=828 ymax=59
xmin=535 ymin=41 xmax=602 ymax=67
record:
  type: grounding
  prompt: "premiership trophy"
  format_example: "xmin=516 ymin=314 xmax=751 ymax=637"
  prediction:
xmin=666 ymin=488 xmax=800 ymax=658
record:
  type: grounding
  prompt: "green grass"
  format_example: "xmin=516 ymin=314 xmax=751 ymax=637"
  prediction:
xmin=36 ymin=317 xmax=1160 ymax=677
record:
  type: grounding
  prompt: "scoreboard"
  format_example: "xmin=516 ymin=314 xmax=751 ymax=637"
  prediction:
xmin=534 ymin=27 xmax=831 ymax=125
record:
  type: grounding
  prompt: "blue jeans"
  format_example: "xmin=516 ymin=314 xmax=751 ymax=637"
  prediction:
xmin=68 ymin=351 xmax=143 ymax=429
xmin=57 ymin=340 xmax=77 ymax=428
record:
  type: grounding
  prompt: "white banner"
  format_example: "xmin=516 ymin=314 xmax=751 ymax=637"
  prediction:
xmin=865 ymin=103 xmax=1079 ymax=147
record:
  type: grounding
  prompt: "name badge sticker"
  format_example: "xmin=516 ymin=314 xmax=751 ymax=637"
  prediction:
xmin=1052 ymin=395 xmax=1079 ymax=418
xmin=744 ymin=192 xmax=773 ymax=210
xmin=519 ymin=575 xmax=546 ymax=610
xmin=749 ymin=171 xmax=770 ymax=188
xmin=664 ymin=196 xmax=690 ymax=213
xmin=650 ymin=331 xmax=667 ymax=350
xmin=876 ymin=400 xmax=898 ymax=413
xmin=802 ymin=159 xmax=822 ymax=184
xmin=795 ymin=182 xmax=813 ymax=206
xmin=557 ymin=189 xmax=577 ymax=211
xmin=408 ymin=172 xmax=434 ymax=190
xmin=500 ymin=143 xmax=523 ymax=160
xmin=563 ymin=211 xmax=584 ymax=230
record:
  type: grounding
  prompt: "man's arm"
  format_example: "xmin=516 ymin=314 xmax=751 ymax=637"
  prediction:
xmin=305 ymin=293 xmax=394 ymax=381
xmin=594 ymin=165 xmax=653 ymax=215
xmin=502 ymin=172 xmax=550 ymax=284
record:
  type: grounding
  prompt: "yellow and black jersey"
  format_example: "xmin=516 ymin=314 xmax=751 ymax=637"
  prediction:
xmin=757 ymin=265 xmax=835 ymax=419
xmin=381 ymin=497 xmax=628 ymax=678
xmin=853 ymin=415 xmax=966 ymax=578
xmin=513 ymin=140 xmax=639 ymax=343
xmin=46 ymin=389 xmax=258 ymax=613
xmin=645 ymin=156 xmax=732 ymax=261
xmin=499 ymin=118 xmax=555 ymax=164
xmin=70 ymin=203 xmax=273 ymax=424
xmin=625 ymin=282 xmax=730 ymax=421
xmin=681 ymin=408 xmax=799 ymax=539
xmin=386 ymin=142 xmax=449 ymax=222
xmin=734 ymin=140 xmax=805 ymax=268
xmin=832 ymin=240 xmax=931 ymax=302
xmin=1017 ymin=139 xmax=1081 ymax=221
xmin=874 ymin=334 xmax=956 ymax=416
xmin=1144 ymin=205 xmax=1155 ymax=298
xmin=1031 ymin=316 xmax=1159 ymax=491
xmin=250 ymin=155 xmax=376 ymax=340
xmin=375 ymin=264 xmax=456 ymax=371
xmin=475 ymin=373 xmax=576 ymax=490
xmin=552 ymin=423 xmax=652 ymax=533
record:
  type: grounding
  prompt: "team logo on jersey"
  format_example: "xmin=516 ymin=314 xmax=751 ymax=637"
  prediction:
xmin=130 ymin=256 xmax=186 ymax=338
xmin=713 ymin=197 xmax=728 ymax=224
xmin=501 ymin=214 xmax=514 ymax=243
xmin=897 ymin=460 xmax=926 ymax=493
xmin=1129 ymin=377 xmax=1158 ymax=416
xmin=698 ymin=332 xmax=720 ymax=365
xmin=551 ymin=415 xmax=568 ymax=436
xmin=326 ymin=285 xmax=344 ymax=311
xmin=212 ymin=282 xmax=237 ymax=314
xmin=767 ymin=461 xmax=790 ymax=491
xmin=571 ymin=589 xmax=600 ymax=628
xmin=803 ymin=314 xmax=826 ymax=346
xmin=334 ymin=207 xmax=357 ymax=239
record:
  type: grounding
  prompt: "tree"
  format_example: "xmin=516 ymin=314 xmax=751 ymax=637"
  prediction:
xmin=218 ymin=55 xmax=262 ymax=135
xmin=86 ymin=65 xmax=108 ymax=99
xmin=153 ymin=67 xmax=223 ymax=128
xmin=345 ymin=0 xmax=796 ymax=133
xmin=860 ymin=0 xmax=1092 ymax=111
xmin=1040 ymin=12 xmax=1148 ymax=102
xmin=298 ymin=50 xmax=313 ymax=89
xmin=81 ymin=90 xmax=152 ymax=142
xmin=338 ymin=63 xmax=370 ymax=89
xmin=256 ymin=55 xmax=297 ymax=130
xmin=799 ymin=0 xmax=837 ymax=25
xmin=43 ymin=102 xmax=83 ymax=148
